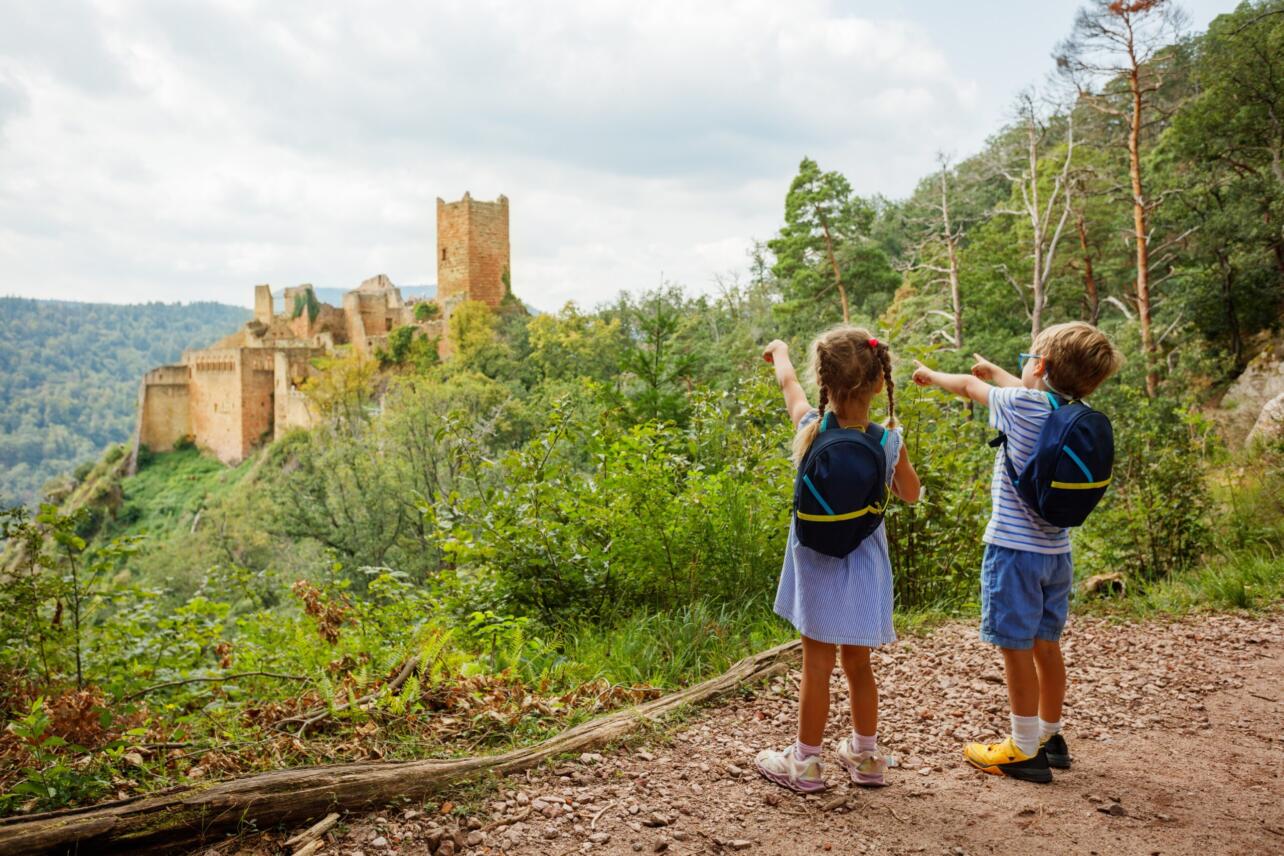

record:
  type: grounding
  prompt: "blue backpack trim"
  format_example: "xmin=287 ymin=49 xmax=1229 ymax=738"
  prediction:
xmin=1062 ymin=445 xmax=1094 ymax=481
xmin=989 ymin=393 xmax=1114 ymax=528
xmin=801 ymin=474 xmax=835 ymax=515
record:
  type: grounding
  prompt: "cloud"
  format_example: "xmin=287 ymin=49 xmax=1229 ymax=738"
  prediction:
xmin=0 ymin=74 xmax=27 ymax=134
xmin=0 ymin=0 xmax=986 ymax=310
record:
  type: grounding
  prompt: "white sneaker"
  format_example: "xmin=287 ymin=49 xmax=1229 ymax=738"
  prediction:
xmin=835 ymin=737 xmax=888 ymax=786
xmin=754 ymin=744 xmax=827 ymax=793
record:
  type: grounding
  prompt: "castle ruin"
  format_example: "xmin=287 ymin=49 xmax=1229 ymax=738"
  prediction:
xmin=134 ymin=194 xmax=512 ymax=466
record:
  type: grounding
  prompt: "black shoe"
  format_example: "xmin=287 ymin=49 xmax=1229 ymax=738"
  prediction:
xmin=963 ymin=737 xmax=1054 ymax=784
xmin=1042 ymin=733 xmax=1071 ymax=770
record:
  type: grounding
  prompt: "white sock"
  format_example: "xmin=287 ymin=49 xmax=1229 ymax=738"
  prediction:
xmin=1011 ymin=714 xmax=1040 ymax=756
xmin=1040 ymin=718 xmax=1062 ymax=740
xmin=793 ymin=740 xmax=822 ymax=762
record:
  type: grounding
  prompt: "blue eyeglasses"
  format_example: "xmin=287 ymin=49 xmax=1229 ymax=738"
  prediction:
xmin=1018 ymin=352 xmax=1042 ymax=373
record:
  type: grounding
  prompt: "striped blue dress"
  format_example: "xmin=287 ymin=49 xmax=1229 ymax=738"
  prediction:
xmin=773 ymin=410 xmax=900 ymax=647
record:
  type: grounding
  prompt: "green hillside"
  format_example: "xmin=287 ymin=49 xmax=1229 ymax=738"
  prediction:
xmin=0 ymin=298 xmax=249 ymax=506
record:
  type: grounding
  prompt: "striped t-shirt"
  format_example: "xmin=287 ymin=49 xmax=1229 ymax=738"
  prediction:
xmin=983 ymin=387 xmax=1071 ymax=555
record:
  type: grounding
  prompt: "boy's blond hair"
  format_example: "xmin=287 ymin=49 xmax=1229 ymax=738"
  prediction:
xmin=1032 ymin=322 xmax=1123 ymax=399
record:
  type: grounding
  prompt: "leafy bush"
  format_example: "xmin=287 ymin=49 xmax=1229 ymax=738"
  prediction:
xmin=1076 ymin=387 xmax=1212 ymax=581
xmin=439 ymin=377 xmax=792 ymax=624
xmin=884 ymin=384 xmax=993 ymax=609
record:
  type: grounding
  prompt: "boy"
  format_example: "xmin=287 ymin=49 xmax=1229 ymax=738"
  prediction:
xmin=911 ymin=322 xmax=1123 ymax=782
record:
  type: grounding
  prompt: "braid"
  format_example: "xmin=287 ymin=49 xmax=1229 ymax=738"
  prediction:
xmin=876 ymin=344 xmax=896 ymax=428
xmin=792 ymin=342 xmax=831 ymax=465
xmin=815 ymin=344 xmax=832 ymax=424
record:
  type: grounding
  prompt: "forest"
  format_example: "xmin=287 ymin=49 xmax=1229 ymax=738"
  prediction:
xmin=1 ymin=0 xmax=1281 ymax=826
xmin=0 ymin=299 xmax=249 ymax=507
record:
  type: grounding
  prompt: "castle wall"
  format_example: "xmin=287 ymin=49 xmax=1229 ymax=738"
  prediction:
xmin=342 ymin=292 xmax=368 ymax=354
xmin=273 ymin=349 xmax=323 ymax=438
xmin=240 ymin=349 xmax=277 ymax=456
xmin=437 ymin=194 xmax=510 ymax=308
xmin=187 ymin=349 xmax=249 ymax=465
xmin=356 ymin=292 xmax=391 ymax=338
xmin=137 ymin=365 xmax=192 ymax=452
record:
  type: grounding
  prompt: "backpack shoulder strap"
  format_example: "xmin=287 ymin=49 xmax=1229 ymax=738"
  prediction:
xmin=988 ymin=431 xmax=1022 ymax=486
xmin=864 ymin=421 xmax=887 ymax=447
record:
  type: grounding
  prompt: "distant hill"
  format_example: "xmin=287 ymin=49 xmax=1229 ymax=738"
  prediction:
xmin=0 ymin=298 xmax=250 ymax=507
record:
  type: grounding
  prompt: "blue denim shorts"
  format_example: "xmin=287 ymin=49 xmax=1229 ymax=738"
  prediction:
xmin=979 ymin=543 xmax=1073 ymax=650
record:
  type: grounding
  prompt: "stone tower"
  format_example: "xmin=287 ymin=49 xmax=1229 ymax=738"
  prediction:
xmin=436 ymin=193 xmax=510 ymax=308
xmin=254 ymin=284 xmax=274 ymax=324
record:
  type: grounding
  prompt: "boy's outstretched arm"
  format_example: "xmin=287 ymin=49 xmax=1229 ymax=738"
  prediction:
xmin=762 ymin=340 xmax=812 ymax=427
xmin=912 ymin=360 xmax=992 ymax=406
xmin=970 ymin=353 xmax=1021 ymax=388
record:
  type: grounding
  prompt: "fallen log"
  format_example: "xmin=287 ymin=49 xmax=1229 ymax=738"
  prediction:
xmin=0 ymin=639 xmax=800 ymax=855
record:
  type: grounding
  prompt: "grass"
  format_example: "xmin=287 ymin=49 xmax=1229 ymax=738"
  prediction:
xmin=1082 ymin=547 xmax=1283 ymax=617
xmin=536 ymin=598 xmax=982 ymax=696
xmin=547 ymin=600 xmax=795 ymax=689
xmin=1078 ymin=446 xmax=1283 ymax=619
xmin=105 ymin=447 xmax=255 ymax=543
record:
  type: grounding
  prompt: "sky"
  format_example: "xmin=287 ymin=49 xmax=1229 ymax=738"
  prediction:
xmin=0 ymin=0 xmax=1240 ymax=312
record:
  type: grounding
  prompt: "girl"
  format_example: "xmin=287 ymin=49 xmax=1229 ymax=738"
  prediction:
xmin=757 ymin=327 xmax=920 ymax=792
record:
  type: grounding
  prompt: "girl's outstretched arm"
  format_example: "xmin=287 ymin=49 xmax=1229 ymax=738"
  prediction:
xmin=891 ymin=444 xmax=920 ymax=503
xmin=762 ymin=340 xmax=812 ymax=427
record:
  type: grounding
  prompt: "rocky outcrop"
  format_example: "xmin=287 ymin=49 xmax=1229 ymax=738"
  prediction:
xmin=1214 ymin=341 xmax=1284 ymax=445
xmin=1247 ymin=392 xmax=1284 ymax=446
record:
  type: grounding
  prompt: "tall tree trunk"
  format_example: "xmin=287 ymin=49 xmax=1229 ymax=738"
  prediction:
xmin=1127 ymin=60 xmax=1158 ymax=397
xmin=940 ymin=169 xmax=964 ymax=351
xmin=1216 ymin=249 xmax=1243 ymax=370
xmin=1266 ymin=209 xmax=1284 ymax=276
xmin=1075 ymin=211 xmax=1100 ymax=324
xmin=819 ymin=215 xmax=850 ymax=323
xmin=947 ymin=239 xmax=963 ymax=350
xmin=1028 ymin=121 xmax=1045 ymax=339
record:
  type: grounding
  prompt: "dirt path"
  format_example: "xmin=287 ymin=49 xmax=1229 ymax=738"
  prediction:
xmin=259 ymin=613 xmax=1283 ymax=856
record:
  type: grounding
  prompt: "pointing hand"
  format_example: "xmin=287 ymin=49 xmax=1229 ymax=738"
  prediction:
xmin=762 ymin=339 xmax=788 ymax=364
xmin=970 ymin=353 xmax=998 ymax=381
xmin=912 ymin=359 xmax=934 ymax=387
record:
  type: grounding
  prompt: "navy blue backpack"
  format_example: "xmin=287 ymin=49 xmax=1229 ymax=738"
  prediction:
xmin=990 ymin=392 xmax=1114 ymax=528
xmin=793 ymin=412 xmax=889 ymax=558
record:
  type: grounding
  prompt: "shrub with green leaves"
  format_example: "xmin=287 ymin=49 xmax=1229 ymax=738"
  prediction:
xmin=438 ymin=377 xmax=792 ymax=624
xmin=1075 ymin=386 xmax=1212 ymax=581
xmin=884 ymin=384 xmax=993 ymax=609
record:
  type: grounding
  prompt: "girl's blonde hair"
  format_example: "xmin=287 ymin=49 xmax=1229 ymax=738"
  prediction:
xmin=791 ymin=326 xmax=896 ymax=466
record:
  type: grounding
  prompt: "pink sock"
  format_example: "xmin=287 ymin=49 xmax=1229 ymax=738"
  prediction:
xmin=793 ymin=740 xmax=822 ymax=761
xmin=854 ymin=732 xmax=877 ymax=752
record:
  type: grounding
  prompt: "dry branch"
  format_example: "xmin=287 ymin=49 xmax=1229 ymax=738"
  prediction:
xmin=283 ymin=812 xmax=338 ymax=849
xmin=274 ymin=655 xmax=420 ymax=737
xmin=0 ymin=640 xmax=800 ymax=855
xmin=124 ymin=672 xmax=308 ymax=701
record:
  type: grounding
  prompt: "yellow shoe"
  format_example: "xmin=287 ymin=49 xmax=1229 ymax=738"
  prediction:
xmin=963 ymin=736 xmax=1052 ymax=783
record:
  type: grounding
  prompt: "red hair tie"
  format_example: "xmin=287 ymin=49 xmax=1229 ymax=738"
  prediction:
xmin=868 ymin=338 xmax=880 ymax=348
